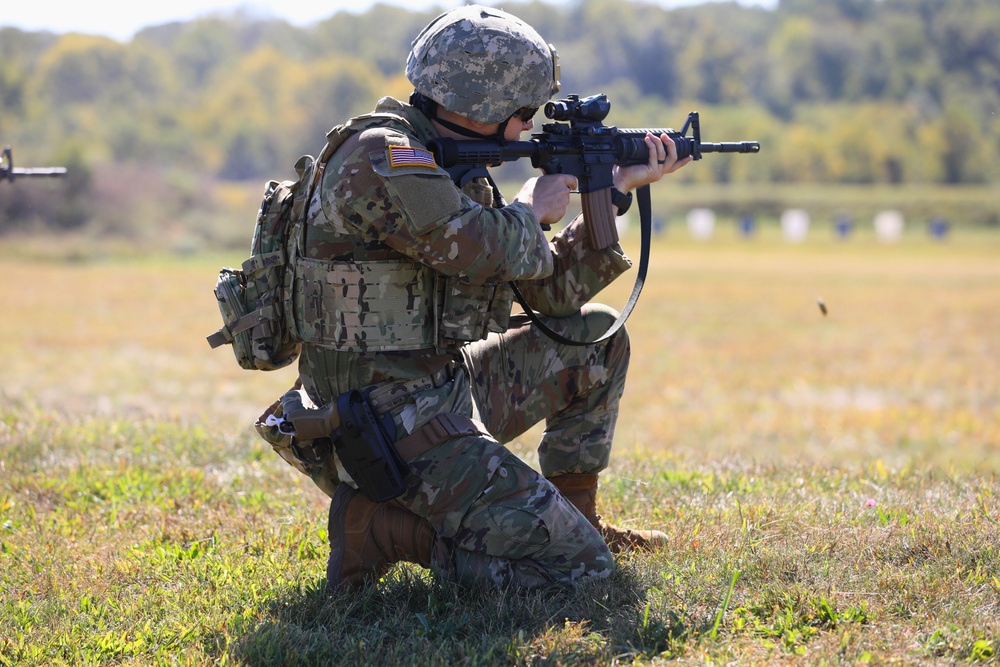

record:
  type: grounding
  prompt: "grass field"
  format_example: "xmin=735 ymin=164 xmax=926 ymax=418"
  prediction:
xmin=1 ymin=228 xmax=998 ymax=665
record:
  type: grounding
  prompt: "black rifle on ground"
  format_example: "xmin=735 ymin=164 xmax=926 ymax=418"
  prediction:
xmin=1 ymin=146 xmax=68 ymax=182
xmin=427 ymin=93 xmax=760 ymax=346
xmin=427 ymin=92 xmax=759 ymax=249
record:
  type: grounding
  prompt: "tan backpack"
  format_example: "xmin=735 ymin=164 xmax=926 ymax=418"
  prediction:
xmin=206 ymin=154 xmax=319 ymax=371
xmin=207 ymin=111 xmax=416 ymax=370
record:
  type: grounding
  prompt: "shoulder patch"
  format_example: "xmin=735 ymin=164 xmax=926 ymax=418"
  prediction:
xmin=388 ymin=146 xmax=437 ymax=170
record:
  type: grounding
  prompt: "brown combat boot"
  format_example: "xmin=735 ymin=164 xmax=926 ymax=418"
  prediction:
xmin=548 ymin=473 xmax=668 ymax=553
xmin=326 ymin=484 xmax=436 ymax=595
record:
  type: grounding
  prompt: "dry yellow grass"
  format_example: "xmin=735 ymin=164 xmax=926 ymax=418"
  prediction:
xmin=610 ymin=232 xmax=1000 ymax=473
xmin=1 ymin=253 xmax=295 ymax=427
xmin=3 ymin=231 xmax=998 ymax=472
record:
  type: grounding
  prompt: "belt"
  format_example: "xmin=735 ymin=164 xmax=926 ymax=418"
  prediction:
xmin=293 ymin=411 xmax=488 ymax=470
xmin=281 ymin=362 xmax=463 ymax=468
xmin=366 ymin=362 xmax=457 ymax=415
xmin=394 ymin=412 xmax=488 ymax=462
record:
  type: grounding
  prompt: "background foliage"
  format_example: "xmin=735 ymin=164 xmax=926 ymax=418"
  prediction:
xmin=2 ymin=0 xmax=1000 ymax=241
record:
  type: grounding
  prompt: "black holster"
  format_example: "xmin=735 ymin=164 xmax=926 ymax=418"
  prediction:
xmin=335 ymin=388 xmax=408 ymax=502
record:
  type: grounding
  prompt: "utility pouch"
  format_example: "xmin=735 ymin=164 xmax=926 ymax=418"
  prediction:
xmin=438 ymin=278 xmax=513 ymax=343
xmin=335 ymin=388 xmax=408 ymax=502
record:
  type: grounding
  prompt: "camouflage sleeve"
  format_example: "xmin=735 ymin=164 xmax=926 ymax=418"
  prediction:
xmin=319 ymin=127 xmax=553 ymax=284
xmin=512 ymin=213 xmax=633 ymax=317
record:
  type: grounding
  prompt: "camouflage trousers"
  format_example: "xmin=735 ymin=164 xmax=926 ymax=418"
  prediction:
xmin=285 ymin=304 xmax=630 ymax=588
xmin=462 ymin=304 xmax=629 ymax=478
xmin=408 ymin=304 xmax=630 ymax=587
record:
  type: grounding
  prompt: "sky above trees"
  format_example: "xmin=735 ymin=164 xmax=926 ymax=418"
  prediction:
xmin=2 ymin=0 xmax=776 ymax=42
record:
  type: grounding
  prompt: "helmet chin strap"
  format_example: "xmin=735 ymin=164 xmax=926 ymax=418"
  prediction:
xmin=411 ymin=91 xmax=510 ymax=141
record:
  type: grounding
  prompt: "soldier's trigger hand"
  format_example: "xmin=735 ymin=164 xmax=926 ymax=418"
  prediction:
xmin=513 ymin=174 xmax=578 ymax=227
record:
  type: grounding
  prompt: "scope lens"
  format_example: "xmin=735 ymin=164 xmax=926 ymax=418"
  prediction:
xmin=544 ymin=101 xmax=568 ymax=120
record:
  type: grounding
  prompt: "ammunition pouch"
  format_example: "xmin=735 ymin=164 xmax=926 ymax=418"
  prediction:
xmin=438 ymin=278 xmax=512 ymax=343
xmin=254 ymin=392 xmax=312 ymax=476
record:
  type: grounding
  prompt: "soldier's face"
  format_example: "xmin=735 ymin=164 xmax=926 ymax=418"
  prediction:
xmin=503 ymin=115 xmax=534 ymax=141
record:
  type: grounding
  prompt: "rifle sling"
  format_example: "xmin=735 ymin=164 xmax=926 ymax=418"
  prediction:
xmin=509 ymin=184 xmax=652 ymax=347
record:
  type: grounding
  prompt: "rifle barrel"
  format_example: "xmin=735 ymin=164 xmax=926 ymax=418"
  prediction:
xmin=11 ymin=167 xmax=68 ymax=177
xmin=699 ymin=141 xmax=760 ymax=154
xmin=2 ymin=146 xmax=68 ymax=181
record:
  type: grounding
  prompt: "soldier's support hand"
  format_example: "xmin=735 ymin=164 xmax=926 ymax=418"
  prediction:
xmin=613 ymin=132 xmax=692 ymax=194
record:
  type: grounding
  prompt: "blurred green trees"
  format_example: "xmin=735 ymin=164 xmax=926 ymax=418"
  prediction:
xmin=2 ymin=0 xmax=998 ymax=235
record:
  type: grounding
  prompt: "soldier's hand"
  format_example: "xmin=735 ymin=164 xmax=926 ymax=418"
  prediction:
xmin=613 ymin=132 xmax=692 ymax=194
xmin=513 ymin=174 xmax=578 ymax=226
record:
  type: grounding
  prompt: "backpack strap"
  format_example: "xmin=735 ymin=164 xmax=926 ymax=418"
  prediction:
xmin=206 ymin=310 xmax=267 ymax=349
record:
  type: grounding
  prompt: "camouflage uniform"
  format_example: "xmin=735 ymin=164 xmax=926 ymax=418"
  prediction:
xmin=282 ymin=92 xmax=634 ymax=588
xmin=259 ymin=5 xmax=641 ymax=589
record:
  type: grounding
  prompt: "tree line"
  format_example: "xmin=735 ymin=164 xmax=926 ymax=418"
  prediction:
xmin=1 ymin=0 xmax=998 ymax=236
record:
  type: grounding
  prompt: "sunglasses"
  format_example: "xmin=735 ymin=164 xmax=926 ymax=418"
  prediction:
xmin=513 ymin=106 xmax=538 ymax=122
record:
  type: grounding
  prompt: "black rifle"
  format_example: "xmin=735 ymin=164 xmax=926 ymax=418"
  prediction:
xmin=427 ymin=93 xmax=759 ymax=249
xmin=426 ymin=93 xmax=760 ymax=347
xmin=1 ymin=146 xmax=68 ymax=182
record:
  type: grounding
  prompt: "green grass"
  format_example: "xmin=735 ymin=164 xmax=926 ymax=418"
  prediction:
xmin=2 ymin=230 xmax=999 ymax=665
xmin=3 ymin=404 xmax=997 ymax=665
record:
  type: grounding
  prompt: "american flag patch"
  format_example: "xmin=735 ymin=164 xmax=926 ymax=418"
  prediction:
xmin=388 ymin=146 xmax=437 ymax=169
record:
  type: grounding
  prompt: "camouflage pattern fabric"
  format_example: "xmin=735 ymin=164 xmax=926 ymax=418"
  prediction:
xmin=461 ymin=304 xmax=631 ymax=478
xmin=284 ymin=95 xmax=634 ymax=588
xmin=391 ymin=371 xmax=614 ymax=587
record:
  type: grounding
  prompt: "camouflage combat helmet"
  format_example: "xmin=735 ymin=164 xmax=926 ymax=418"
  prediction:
xmin=406 ymin=5 xmax=561 ymax=125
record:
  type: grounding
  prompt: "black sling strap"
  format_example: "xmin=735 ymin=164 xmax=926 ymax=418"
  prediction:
xmin=509 ymin=183 xmax=653 ymax=346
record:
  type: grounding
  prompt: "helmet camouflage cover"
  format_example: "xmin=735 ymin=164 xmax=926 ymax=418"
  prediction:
xmin=406 ymin=5 xmax=561 ymax=124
